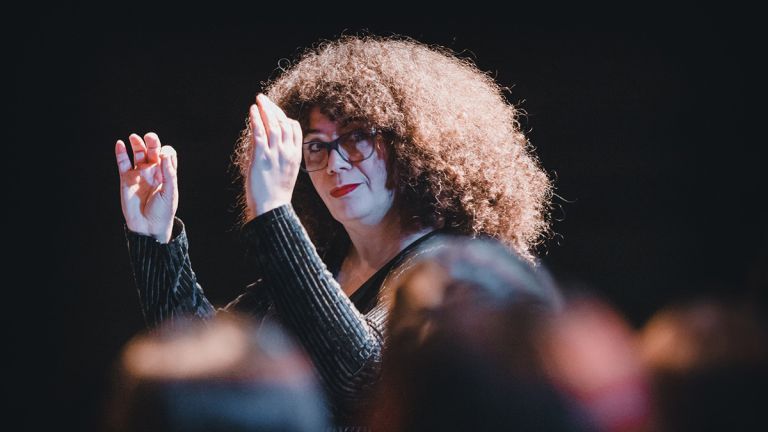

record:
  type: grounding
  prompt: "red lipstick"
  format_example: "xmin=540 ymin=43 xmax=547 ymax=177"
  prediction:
xmin=330 ymin=183 xmax=360 ymax=198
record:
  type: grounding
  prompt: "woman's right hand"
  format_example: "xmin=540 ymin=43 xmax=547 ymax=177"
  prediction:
xmin=115 ymin=133 xmax=178 ymax=243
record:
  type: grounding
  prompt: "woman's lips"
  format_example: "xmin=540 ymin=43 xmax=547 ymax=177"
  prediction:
xmin=330 ymin=183 xmax=360 ymax=198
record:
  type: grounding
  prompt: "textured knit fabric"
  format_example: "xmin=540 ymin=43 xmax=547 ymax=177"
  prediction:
xmin=125 ymin=204 xmax=443 ymax=429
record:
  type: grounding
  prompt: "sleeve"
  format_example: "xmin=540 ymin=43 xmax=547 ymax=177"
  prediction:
xmin=241 ymin=204 xmax=386 ymax=416
xmin=125 ymin=217 xmax=216 ymax=328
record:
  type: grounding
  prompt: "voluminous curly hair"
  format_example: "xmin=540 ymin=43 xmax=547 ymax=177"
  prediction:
xmin=233 ymin=35 xmax=552 ymax=262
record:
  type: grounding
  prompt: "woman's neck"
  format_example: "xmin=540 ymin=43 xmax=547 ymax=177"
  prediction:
xmin=342 ymin=214 xmax=434 ymax=275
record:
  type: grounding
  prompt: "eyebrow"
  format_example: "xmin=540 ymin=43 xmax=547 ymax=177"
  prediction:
xmin=303 ymin=122 xmax=366 ymax=139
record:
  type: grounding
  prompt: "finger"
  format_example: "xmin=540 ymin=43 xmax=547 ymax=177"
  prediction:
xmin=266 ymin=95 xmax=290 ymax=123
xmin=278 ymin=118 xmax=292 ymax=150
xmin=159 ymin=146 xmax=178 ymax=169
xmin=264 ymin=97 xmax=293 ymax=146
xmin=169 ymin=146 xmax=178 ymax=170
xmin=249 ymin=104 xmax=268 ymax=161
xmin=257 ymin=94 xmax=281 ymax=150
xmin=153 ymin=163 xmax=163 ymax=186
xmin=128 ymin=133 xmax=148 ymax=167
xmin=144 ymin=132 xmax=161 ymax=164
xmin=115 ymin=140 xmax=133 ymax=175
xmin=159 ymin=146 xmax=178 ymax=199
xmin=275 ymin=110 xmax=293 ymax=149
xmin=291 ymin=119 xmax=303 ymax=150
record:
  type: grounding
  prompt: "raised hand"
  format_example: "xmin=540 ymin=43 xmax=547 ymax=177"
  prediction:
xmin=245 ymin=94 xmax=303 ymax=219
xmin=115 ymin=132 xmax=178 ymax=243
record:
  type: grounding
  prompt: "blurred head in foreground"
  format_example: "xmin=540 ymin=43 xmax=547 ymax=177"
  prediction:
xmin=538 ymin=296 xmax=654 ymax=432
xmin=639 ymin=298 xmax=767 ymax=431
xmin=368 ymin=236 xmax=590 ymax=431
xmin=105 ymin=313 xmax=328 ymax=432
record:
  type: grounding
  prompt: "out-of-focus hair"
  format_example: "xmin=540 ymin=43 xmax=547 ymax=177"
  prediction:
xmin=105 ymin=314 xmax=328 ymax=432
xmin=639 ymin=299 xmax=767 ymax=431
xmin=366 ymin=236 xmax=585 ymax=431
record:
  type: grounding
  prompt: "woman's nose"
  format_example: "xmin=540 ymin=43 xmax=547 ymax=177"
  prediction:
xmin=325 ymin=148 xmax=351 ymax=174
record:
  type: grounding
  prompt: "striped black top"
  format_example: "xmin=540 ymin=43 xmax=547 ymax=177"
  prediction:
xmin=125 ymin=204 xmax=443 ymax=429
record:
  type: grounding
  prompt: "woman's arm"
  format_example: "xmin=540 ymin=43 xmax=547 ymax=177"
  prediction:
xmin=117 ymin=131 xmax=275 ymax=328
xmin=243 ymin=204 xmax=386 ymax=416
xmin=240 ymin=95 xmax=385 ymax=416
xmin=116 ymin=131 xmax=205 ymax=327
xmin=125 ymin=218 xmax=276 ymax=328
xmin=125 ymin=218 xmax=216 ymax=328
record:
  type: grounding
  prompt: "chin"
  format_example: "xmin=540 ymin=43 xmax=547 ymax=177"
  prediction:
xmin=331 ymin=206 xmax=369 ymax=224
xmin=325 ymin=194 xmax=394 ymax=227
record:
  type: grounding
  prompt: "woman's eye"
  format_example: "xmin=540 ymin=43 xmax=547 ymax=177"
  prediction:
xmin=306 ymin=142 xmax=324 ymax=153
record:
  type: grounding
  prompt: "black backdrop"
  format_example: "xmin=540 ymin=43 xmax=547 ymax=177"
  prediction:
xmin=15 ymin=5 xmax=765 ymax=430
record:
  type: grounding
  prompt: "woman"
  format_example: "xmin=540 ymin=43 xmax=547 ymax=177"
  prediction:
xmin=115 ymin=35 xmax=553 ymax=428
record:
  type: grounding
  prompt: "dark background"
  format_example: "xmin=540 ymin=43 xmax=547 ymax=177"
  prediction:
xmin=15 ymin=5 xmax=765 ymax=430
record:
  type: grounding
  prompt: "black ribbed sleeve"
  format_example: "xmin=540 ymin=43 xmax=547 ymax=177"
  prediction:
xmin=124 ymin=207 xmax=440 ymax=429
xmin=124 ymin=218 xmax=216 ymax=328
xmin=241 ymin=204 xmax=387 ymax=420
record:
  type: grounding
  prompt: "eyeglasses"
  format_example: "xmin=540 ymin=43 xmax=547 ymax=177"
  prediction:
xmin=301 ymin=127 xmax=380 ymax=172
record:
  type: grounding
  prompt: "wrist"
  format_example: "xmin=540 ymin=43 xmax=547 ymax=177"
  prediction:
xmin=153 ymin=232 xmax=172 ymax=244
xmin=254 ymin=201 xmax=288 ymax=217
xmin=152 ymin=222 xmax=174 ymax=244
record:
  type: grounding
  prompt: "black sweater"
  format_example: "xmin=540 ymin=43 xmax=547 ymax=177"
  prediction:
xmin=125 ymin=204 xmax=442 ymax=428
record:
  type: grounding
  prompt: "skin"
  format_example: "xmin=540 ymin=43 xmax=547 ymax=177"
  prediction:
xmin=304 ymin=109 xmax=395 ymax=228
xmin=115 ymin=95 xmax=431 ymax=296
xmin=115 ymin=132 xmax=178 ymax=244
xmin=302 ymin=108 xmax=411 ymax=295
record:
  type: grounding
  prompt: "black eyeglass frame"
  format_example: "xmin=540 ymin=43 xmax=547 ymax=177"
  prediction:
xmin=300 ymin=126 xmax=381 ymax=173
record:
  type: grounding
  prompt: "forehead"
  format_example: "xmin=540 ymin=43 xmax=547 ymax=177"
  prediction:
xmin=307 ymin=108 xmax=336 ymax=134
xmin=304 ymin=107 xmax=365 ymax=138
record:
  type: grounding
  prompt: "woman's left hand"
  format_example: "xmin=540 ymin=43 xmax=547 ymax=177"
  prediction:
xmin=245 ymin=94 xmax=303 ymax=219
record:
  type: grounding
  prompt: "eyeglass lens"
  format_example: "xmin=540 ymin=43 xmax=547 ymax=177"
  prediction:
xmin=302 ymin=129 xmax=375 ymax=171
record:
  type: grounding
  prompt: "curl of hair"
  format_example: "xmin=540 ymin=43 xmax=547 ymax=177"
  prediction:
xmin=233 ymin=36 xmax=552 ymax=262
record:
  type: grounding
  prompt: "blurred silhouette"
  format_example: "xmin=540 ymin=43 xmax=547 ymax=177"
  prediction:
xmin=366 ymin=236 xmax=591 ymax=431
xmin=639 ymin=298 xmax=767 ymax=431
xmin=538 ymin=296 xmax=654 ymax=432
xmin=105 ymin=313 xmax=328 ymax=432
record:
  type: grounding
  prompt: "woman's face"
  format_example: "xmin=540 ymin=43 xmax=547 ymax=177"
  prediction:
xmin=304 ymin=107 xmax=394 ymax=227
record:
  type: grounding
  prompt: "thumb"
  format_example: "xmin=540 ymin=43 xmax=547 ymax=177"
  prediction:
xmin=159 ymin=146 xmax=178 ymax=198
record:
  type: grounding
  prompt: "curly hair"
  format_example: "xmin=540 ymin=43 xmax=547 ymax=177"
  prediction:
xmin=233 ymin=35 xmax=552 ymax=262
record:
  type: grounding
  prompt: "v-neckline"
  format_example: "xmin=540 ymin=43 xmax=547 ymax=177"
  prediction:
xmin=339 ymin=229 xmax=442 ymax=312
